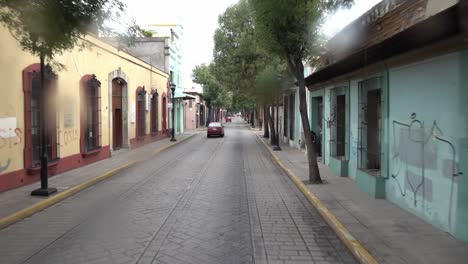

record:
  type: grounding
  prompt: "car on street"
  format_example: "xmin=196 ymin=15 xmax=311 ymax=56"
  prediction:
xmin=226 ymin=116 xmax=232 ymax=122
xmin=207 ymin=122 xmax=224 ymax=138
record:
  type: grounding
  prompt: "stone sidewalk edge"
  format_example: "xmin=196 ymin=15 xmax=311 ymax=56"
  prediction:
xmin=254 ymin=133 xmax=379 ymax=264
xmin=0 ymin=133 xmax=198 ymax=230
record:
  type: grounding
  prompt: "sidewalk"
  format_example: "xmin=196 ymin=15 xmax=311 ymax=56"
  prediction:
xmin=255 ymin=131 xmax=468 ymax=264
xmin=0 ymin=132 xmax=197 ymax=220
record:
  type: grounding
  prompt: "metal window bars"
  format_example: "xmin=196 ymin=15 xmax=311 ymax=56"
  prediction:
xmin=85 ymin=75 xmax=102 ymax=152
xmin=357 ymin=77 xmax=383 ymax=173
xmin=151 ymin=92 xmax=159 ymax=133
xmin=30 ymin=70 xmax=60 ymax=167
xmin=137 ymin=88 xmax=147 ymax=138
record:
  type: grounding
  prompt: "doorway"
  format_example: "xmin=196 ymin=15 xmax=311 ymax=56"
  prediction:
xmin=312 ymin=96 xmax=323 ymax=158
xmin=112 ymin=78 xmax=125 ymax=150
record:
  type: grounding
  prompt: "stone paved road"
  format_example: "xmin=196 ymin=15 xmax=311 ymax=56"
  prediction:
xmin=0 ymin=122 xmax=356 ymax=264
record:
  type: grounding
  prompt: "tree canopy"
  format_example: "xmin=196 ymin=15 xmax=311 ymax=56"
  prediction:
xmin=250 ymin=0 xmax=353 ymax=183
xmin=0 ymin=0 xmax=139 ymax=61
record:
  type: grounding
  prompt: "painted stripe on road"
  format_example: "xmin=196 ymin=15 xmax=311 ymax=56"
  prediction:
xmin=255 ymin=133 xmax=379 ymax=264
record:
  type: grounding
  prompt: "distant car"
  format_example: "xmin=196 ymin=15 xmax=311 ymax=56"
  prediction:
xmin=226 ymin=116 xmax=232 ymax=122
xmin=207 ymin=122 xmax=224 ymax=138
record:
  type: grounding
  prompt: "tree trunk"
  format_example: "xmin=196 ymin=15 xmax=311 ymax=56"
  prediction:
xmin=263 ymin=104 xmax=270 ymax=138
xmin=206 ymin=103 xmax=212 ymax=126
xmin=268 ymin=105 xmax=276 ymax=145
xmin=275 ymin=99 xmax=280 ymax=146
xmin=294 ymin=59 xmax=322 ymax=183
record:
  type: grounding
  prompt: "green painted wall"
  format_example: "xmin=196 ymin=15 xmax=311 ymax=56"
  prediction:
xmin=312 ymin=50 xmax=468 ymax=242
xmin=386 ymin=52 xmax=464 ymax=235
xmin=454 ymin=50 xmax=468 ymax=242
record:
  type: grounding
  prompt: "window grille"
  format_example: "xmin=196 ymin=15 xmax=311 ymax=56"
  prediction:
xmin=329 ymin=87 xmax=346 ymax=158
xmin=358 ymin=77 xmax=383 ymax=173
xmin=137 ymin=88 xmax=147 ymax=138
xmin=85 ymin=75 xmax=101 ymax=152
xmin=151 ymin=92 xmax=159 ymax=134
xmin=30 ymin=68 xmax=60 ymax=167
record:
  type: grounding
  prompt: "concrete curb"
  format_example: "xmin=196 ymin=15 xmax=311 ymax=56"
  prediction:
xmin=0 ymin=133 xmax=197 ymax=230
xmin=255 ymin=133 xmax=379 ymax=264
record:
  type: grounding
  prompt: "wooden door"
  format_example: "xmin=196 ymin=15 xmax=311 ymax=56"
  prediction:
xmin=112 ymin=79 xmax=123 ymax=150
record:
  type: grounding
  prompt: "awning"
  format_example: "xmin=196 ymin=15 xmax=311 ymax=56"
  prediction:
xmin=305 ymin=5 xmax=460 ymax=88
xmin=174 ymin=91 xmax=196 ymax=100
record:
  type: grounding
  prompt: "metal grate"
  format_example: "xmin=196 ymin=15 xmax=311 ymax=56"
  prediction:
xmin=30 ymin=70 xmax=60 ymax=167
xmin=137 ymin=88 xmax=147 ymax=137
xmin=151 ymin=92 xmax=159 ymax=133
xmin=85 ymin=75 xmax=102 ymax=152
xmin=358 ymin=77 xmax=383 ymax=172
xmin=329 ymin=88 xmax=346 ymax=158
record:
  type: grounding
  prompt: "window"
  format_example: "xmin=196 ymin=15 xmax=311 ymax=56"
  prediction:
xmin=330 ymin=87 xmax=346 ymax=158
xmin=151 ymin=91 xmax=159 ymax=134
xmin=81 ymin=74 xmax=101 ymax=153
xmin=23 ymin=64 xmax=59 ymax=169
xmin=189 ymin=99 xmax=193 ymax=108
xmin=358 ymin=77 xmax=382 ymax=173
xmin=136 ymin=87 xmax=147 ymax=138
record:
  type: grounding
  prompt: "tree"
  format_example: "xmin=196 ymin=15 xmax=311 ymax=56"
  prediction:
xmin=213 ymin=0 xmax=271 ymax=127
xmin=192 ymin=63 xmax=231 ymax=124
xmin=255 ymin=64 xmax=290 ymax=149
xmin=251 ymin=0 xmax=353 ymax=183
xmin=0 ymin=0 xmax=135 ymax=195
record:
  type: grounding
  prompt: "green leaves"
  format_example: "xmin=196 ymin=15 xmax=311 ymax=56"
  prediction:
xmin=250 ymin=0 xmax=353 ymax=70
xmin=0 ymin=0 xmax=141 ymax=63
xmin=192 ymin=63 xmax=230 ymax=108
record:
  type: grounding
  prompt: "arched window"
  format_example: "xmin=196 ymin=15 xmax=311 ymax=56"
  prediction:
xmin=23 ymin=64 xmax=59 ymax=171
xmin=150 ymin=90 xmax=159 ymax=135
xmin=136 ymin=87 xmax=147 ymax=138
xmin=80 ymin=74 xmax=101 ymax=155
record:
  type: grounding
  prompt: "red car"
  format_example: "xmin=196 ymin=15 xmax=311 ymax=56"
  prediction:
xmin=207 ymin=122 xmax=224 ymax=137
xmin=226 ymin=116 xmax=232 ymax=122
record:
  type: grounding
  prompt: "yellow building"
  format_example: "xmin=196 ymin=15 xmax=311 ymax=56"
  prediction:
xmin=0 ymin=26 xmax=170 ymax=192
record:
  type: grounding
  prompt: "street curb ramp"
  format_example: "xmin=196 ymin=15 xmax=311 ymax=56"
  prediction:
xmin=255 ymin=133 xmax=379 ymax=264
xmin=0 ymin=133 xmax=197 ymax=230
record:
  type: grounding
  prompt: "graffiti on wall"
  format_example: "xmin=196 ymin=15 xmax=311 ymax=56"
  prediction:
xmin=0 ymin=117 xmax=22 ymax=174
xmin=59 ymin=128 xmax=79 ymax=147
xmin=0 ymin=128 xmax=22 ymax=149
xmin=391 ymin=113 xmax=462 ymax=207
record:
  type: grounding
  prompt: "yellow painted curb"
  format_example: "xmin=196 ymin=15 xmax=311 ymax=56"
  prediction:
xmin=0 ymin=162 xmax=133 ymax=230
xmin=255 ymin=133 xmax=379 ymax=264
xmin=0 ymin=133 xmax=198 ymax=230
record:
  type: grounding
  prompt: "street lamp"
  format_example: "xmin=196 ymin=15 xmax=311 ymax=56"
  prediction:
xmin=170 ymin=83 xmax=177 ymax=142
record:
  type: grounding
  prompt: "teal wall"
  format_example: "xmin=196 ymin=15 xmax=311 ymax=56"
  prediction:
xmin=309 ymin=51 xmax=468 ymax=242
xmin=386 ymin=52 xmax=464 ymax=235
xmin=454 ymin=50 xmax=468 ymax=242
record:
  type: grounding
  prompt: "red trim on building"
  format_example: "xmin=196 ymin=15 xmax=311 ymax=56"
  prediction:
xmin=150 ymin=89 xmax=159 ymax=136
xmin=79 ymin=74 xmax=102 ymax=157
xmin=22 ymin=63 xmax=58 ymax=172
xmin=0 ymin=146 xmax=111 ymax=193
xmin=22 ymin=64 xmax=40 ymax=171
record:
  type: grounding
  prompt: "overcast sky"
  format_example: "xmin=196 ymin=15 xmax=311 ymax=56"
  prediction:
xmin=121 ymin=0 xmax=381 ymax=89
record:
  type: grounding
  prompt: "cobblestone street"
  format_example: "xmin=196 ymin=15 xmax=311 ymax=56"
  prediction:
xmin=0 ymin=123 xmax=356 ymax=264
